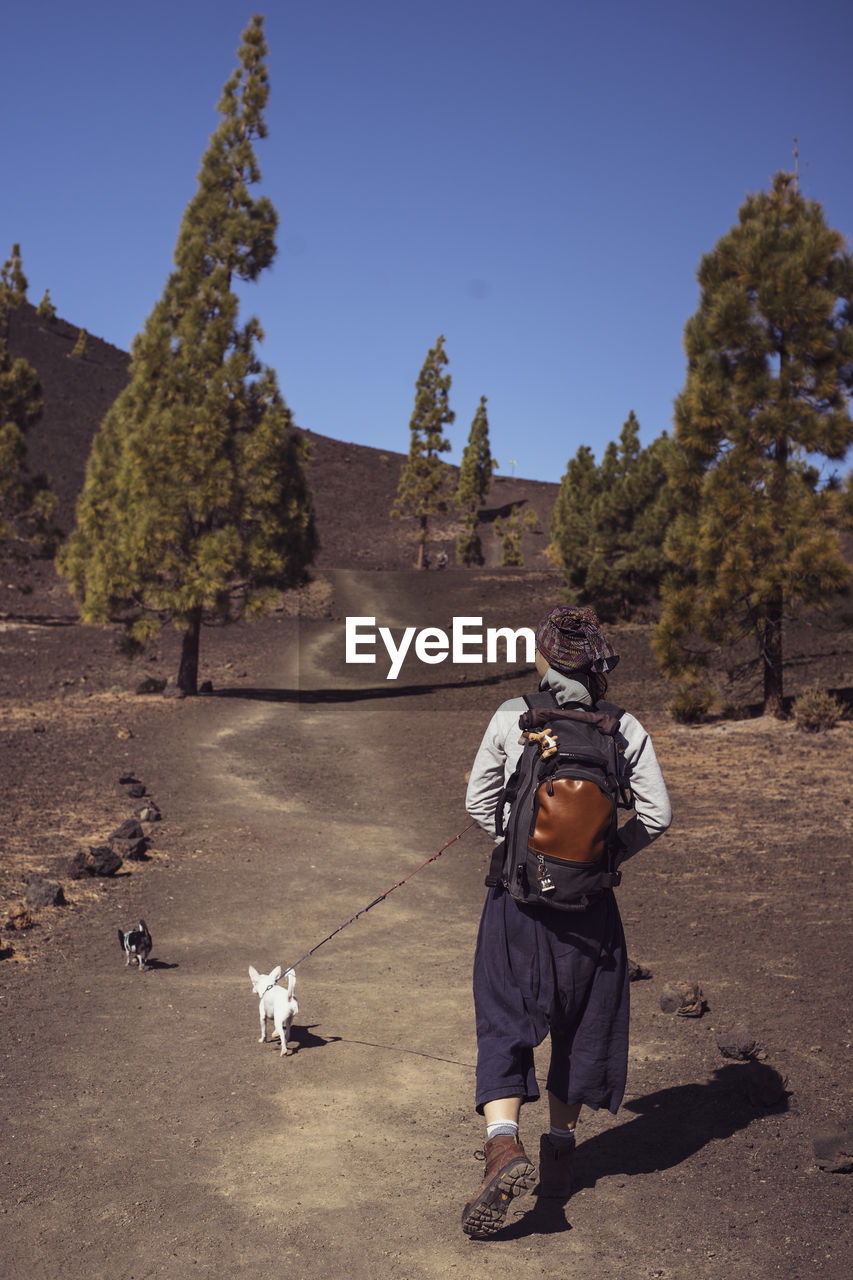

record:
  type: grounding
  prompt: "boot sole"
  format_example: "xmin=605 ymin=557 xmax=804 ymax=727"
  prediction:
xmin=461 ymin=1157 xmax=536 ymax=1238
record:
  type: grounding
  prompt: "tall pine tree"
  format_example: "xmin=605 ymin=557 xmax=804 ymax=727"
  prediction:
xmin=1 ymin=244 xmax=56 ymax=561
xmin=391 ymin=335 xmax=454 ymax=568
xmin=455 ymin=394 xmax=497 ymax=565
xmin=654 ymin=172 xmax=853 ymax=716
xmin=58 ymin=17 xmax=315 ymax=694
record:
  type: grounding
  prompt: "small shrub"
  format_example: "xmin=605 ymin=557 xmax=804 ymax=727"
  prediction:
xmin=37 ymin=289 xmax=56 ymax=320
xmin=71 ymin=328 xmax=87 ymax=358
xmin=668 ymin=682 xmax=715 ymax=724
xmin=792 ymin=685 xmax=845 ymax=733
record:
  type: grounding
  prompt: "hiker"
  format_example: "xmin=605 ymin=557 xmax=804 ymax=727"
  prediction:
xmin=460 ymin=605 xmax=672 ymax=1238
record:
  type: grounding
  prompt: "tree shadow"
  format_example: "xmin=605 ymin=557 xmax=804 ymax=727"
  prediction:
xmin=478 ymin=499 xmax=529 ymax=525
xmin=207 ymin=665 xmax=533 ymax=705
xmin=0 ymin=613 xmax=77 ymax=626
xmin=490 ymin=1064 xmax=788 ymax=1241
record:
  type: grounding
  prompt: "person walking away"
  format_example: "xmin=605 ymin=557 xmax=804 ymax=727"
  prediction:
xmin=460 ymin=605 xmax=672 ymax=1238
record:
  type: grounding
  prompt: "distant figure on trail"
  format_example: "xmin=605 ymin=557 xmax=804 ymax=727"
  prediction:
xmin=436 ymin=551 xmax=448 ymax=571
xmin=460 ymin=605 xmax=672 ymax=1238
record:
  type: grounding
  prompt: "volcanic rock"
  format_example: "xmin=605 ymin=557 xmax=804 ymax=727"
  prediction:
xmin=25 ymin=876 xmax=66 ymax=909
xmin=716 ymin=1025 xmax=760 ymax=1060
xmin=69 ymin=846 xmax=123 ymax=878
xmin=813 ymin=1123 xmax=853 ymax=1173
xmin=110 ymin=819 xmax=145 ymax=842
xmin=660 ymin=981 xmax=705 ymax=1017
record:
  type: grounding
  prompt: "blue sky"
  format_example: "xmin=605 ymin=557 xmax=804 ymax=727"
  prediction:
xmin=2 ymin=0 xmax=851 ymax=483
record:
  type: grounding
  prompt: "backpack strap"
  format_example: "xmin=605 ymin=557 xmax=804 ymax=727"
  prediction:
xmin=493 ymin=692 xmax=557 ymax=836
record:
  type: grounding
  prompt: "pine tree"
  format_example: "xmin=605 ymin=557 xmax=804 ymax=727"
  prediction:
xmin=654 ymin=172 xmax=853 ymax=717
xmin=548 ymin=417 xmax=674 ymax=619
xmin=0 ymin=243 xmax=27 ymax=308
xmin=391 ymin=335 xmax=454 ymax=568
xmin=455 ymin=394 xmax=497 ymax=565
xmin=546 ymin=444 xmax=601 ymax=595
xmin=36 ymin=290 xmax=57 ymax=321
xmin=1 ymin=244 xmax=55 ymax=561
xmin=494 ymin=505 xmax=524 ymax=566
xmin=57 ymin=16 xmax=315 ymax=694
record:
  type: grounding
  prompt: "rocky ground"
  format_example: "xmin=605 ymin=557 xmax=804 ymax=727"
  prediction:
xmin=1 ymin=565 xmax=852 ymax=1279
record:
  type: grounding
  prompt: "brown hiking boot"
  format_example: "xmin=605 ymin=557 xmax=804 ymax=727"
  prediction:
xmin=461 ymin=1134 xmax=535 ymax=1238
xmin=536 ymin=1132 xmax=574 ymax=1199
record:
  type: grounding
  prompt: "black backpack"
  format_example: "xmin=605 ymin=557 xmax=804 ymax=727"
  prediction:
xmin=485 ymin=691 xmax=632 ymax=911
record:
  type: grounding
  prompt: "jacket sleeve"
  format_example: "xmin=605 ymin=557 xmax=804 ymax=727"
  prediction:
xmin=615 ymin=712 xmax=672 ymax=862
xmin=465 ymin=700 xmax=524 ymax=839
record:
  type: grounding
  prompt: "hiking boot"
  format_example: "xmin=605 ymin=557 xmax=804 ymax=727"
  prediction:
xmin=535 ymin=1132 xmax=574 ymax=1199
xmin=461 ymin=1134 xmax=535 ymax=1239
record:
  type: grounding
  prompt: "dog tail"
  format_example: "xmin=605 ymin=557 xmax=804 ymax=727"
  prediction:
xmin=284 ymin=968 xmax=296 ymax=998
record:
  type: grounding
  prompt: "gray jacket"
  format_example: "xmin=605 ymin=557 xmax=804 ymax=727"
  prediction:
xmin=465 ymin=667 xmax=672 ymax=862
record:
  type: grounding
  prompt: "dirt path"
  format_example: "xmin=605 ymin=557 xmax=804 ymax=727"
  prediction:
xmin=2 ymin=575 xmax=852 ymax=1278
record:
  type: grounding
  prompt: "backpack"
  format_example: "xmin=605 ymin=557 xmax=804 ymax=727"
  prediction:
xmin=485 ymin=691 xmax=632 ymax=911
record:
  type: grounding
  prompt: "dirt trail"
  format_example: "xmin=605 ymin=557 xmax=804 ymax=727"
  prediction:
xmin=2 ymin=575 xmax=852 ymax=1278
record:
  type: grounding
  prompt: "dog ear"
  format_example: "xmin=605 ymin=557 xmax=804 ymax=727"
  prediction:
xmin=270 ymin=965 xmax=282 ymax=983
xmin=248 ymin=966 xmax=259 ymax=982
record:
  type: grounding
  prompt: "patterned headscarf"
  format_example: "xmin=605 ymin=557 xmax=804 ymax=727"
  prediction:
xmin=534 ymin=606 xmax=619 ymax=675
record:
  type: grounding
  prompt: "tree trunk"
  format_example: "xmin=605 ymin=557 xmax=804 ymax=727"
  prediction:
xmin=762 ymin=596 xmax=785 ymax=717
xmin=178 ymin=607 xmax=202 ymax=696
xmin=416 ymin=515 xmax=428 ymax=570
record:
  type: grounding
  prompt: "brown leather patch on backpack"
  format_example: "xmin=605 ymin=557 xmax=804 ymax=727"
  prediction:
xmin=529 ymin=777 xmax=613 ymax=863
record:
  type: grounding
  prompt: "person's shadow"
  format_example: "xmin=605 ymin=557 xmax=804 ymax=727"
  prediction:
xmin=490 ymin=1063 xmax=788 ymax=1241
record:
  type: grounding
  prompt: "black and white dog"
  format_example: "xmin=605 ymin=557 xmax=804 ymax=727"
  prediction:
xmin=118 ymin=920 xmax=152 ymax=969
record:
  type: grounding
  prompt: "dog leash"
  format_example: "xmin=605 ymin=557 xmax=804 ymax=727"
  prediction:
xmin=283 ymin=821 xmax=477 ymax=974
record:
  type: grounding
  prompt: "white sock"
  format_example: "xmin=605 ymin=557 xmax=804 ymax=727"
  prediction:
xmin=486 ymin=1120 xmax=519 ymax=1141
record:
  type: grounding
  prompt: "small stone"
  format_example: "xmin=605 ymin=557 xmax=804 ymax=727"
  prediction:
xmin=118 ymin=773 xmax=139 ymax=785
xmin=110 ymin=836 xmax=148 ymax=861
xmin=628 ymin=958 xmax=652 ymax=982
xmin=716 ymin=1025 xmax=760 ymax=1060
xmin=70 ymin=846 xmax=123 ymax=878
xmin=813 ymin=1123 xmax=853 ymax=1173
xmin=126 ymin=783 xmax=146 ymax=798
xmin=25 ymin=876 xmax=65 ymax=910
xmin=109 ymin=819 xmax=144 ymax=842
xmin=117 ymin=727 xmax=134 ymax=740
xmin=137 ymin=803 xmax=161 ymax=823
xmin=199 ymin=681 xmax=214 ymax=694
xmin=660 ymin=981 xmax=705 ymax=1017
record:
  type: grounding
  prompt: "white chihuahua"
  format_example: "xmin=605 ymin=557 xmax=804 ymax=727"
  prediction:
xmin=248 ymin=965 xmax=298 ymax=1056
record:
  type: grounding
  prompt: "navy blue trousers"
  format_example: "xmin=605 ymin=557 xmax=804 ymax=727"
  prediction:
xmin=473 ymin=886 xmax=629 ymax=1114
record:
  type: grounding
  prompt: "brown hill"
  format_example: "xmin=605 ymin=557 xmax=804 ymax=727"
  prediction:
xmin=3 ymin=301 xmax=559 ymax=583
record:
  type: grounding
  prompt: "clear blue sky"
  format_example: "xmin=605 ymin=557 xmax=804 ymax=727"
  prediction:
xmin=3 ymin=0 xmax=851 ymax=483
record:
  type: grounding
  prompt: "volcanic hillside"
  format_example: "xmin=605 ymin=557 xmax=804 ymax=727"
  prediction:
xmin=3 ymin=301 xmax=560 ymax=600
